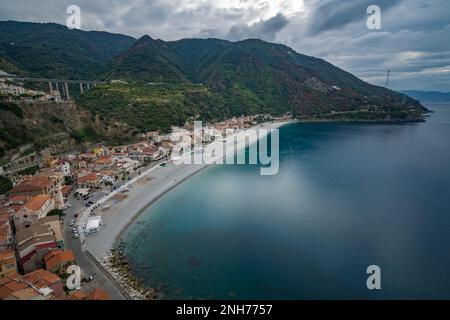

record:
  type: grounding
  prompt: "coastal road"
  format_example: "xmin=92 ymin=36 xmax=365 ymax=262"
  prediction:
xmin=63 ymin=193 xmax=127 ymax=300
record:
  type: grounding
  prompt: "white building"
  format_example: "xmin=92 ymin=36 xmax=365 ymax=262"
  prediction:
xmin=85 ymin=216 xmax=102 ymax=235
xmin=59 ymin=161 xmax=71 ymax=177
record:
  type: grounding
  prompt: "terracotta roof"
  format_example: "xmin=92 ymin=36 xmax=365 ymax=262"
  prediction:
xmin=0 ymin=212 xmax=11 ymax=224
xmin=7 ymin=287 xmax=41 ymax=300
xmin=61 ymin=185 xmax=71 ymax=195
xmin=24 ymin=194 xmax=51 ymax=211
xmin=95 ymin=156 xmax=111 ymax=164
xmin=0 ymin=249 xmax=15 ymax=261
xmin=22 ymin=269 xmax=61 ymax=286
xmin=10 ymin=177 xmax=53 ymax=193
xmin=87 ymin=288 xmax=110 ymax=300
xmin=44 ymin=250 xmax=75 ymax=271
xmin=70 ymin=290 xmax=88 ymax=300
xmin=77 ymin=174 xmax=99 ymax=183
xmin=7 ymin=195 xmax=29 ymax=204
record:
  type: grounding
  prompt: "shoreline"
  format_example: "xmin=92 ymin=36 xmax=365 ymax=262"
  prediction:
xmin=83 ymin=120 xmax=292 ymax=298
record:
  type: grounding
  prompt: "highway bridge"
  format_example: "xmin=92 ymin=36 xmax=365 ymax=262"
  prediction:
xmin=1 ymin=72 xmax=110 ymax=100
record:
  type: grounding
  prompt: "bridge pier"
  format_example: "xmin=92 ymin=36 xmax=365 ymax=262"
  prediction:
xmin=48 ymin=81 xmax=53 ymax=94
xmin=80 ymin=83 xmax=84 ymax=94
xmin=64 ymin=82 xmax=70 ymax=100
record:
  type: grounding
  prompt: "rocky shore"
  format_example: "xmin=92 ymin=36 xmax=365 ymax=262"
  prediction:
xmin=99 ymin=243 xmax=160 ymax=300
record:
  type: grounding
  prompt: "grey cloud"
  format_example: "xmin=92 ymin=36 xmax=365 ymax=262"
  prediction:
xmin=0 ymin=0 xmax=449 ymax=90
xmin=308 ymin=0 xmax=403 ymax=35
xmin=226 ymin=13 xmax=289 ymax=42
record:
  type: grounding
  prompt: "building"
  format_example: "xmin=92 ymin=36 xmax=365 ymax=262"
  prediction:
xmin=0 ymin=212 xmax=13 ymax=250
xmin=68 ymin=287 xmax=110 ymax=300
xmin=77 ymin=173 xmax=101 ymax=189
xmin=9 ymin=173 xmax=65 ymax=209
xmin=61 ymin=185 xmax=72 ymax=200
xmin=0 ymin=269 xmax=64 ymax=300
xmin=13 ymin=194 xmax=55 ymax=231
xmin=43 ymin=250 xmax=75 ymax=274
xmin=94 ymin=156 xmax=112 ymax=170
xmin=38 ymin=216 xmax=64 ymax=249
xmin=0 ymin=249 xmax=17 ymax=278
xmin=58 ymin=160 xmax=71 ymax=177
xmin=16 ymin=224 xmax=57 ymax=273
xmin=85 ymin=216 xmax=102 ymax=235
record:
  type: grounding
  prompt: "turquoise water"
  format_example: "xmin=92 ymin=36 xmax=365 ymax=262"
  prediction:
xmin=122 ymin=103 xmax=450 ymax=299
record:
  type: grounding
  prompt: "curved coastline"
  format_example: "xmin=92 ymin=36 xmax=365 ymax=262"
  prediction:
xmin=83 ymin=121 xmax=292 ymax=299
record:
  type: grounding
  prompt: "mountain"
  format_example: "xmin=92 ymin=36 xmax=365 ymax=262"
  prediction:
xmin=97 ymin=35 xmax=426 ymax=121
xmin=0 ymin=21 xmax=135 ymax=79
xmin=0 ymin=21 xmax=429 ymax=160
xmin=0 ymin=100 xmax=137 ymax=162
xmin=402 ymin=90 xmax=450 ymax=102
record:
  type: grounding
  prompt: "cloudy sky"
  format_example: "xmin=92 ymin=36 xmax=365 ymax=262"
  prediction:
xmin=1 ymin=0 xmax=449 ymax=91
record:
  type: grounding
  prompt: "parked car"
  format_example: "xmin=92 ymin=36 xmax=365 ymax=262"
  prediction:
xmin=74 ymin=214 xmax=79 ymax=218
xmin=73 ymin=233 xmax=79 ymax=239
xmin=72 ymin=228 xmax=78 ymax=233
xmin=69 ymin=220 xmax=75 ymax=226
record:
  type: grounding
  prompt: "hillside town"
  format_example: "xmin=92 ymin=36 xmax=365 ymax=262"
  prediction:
xmin=0 ymin=111 xmax=293 ymax=300
xmin=0 ymin=71 xmax=62 ymax=103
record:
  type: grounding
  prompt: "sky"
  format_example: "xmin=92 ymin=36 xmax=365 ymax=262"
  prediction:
xmin=1 ymin=0 xmax=449 ymax=91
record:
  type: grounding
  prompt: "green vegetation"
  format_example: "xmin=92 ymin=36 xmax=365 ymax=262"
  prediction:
xmin=48 ymin=209 xmax=64 ymax=217
xmin=77 ymin=83 xmax=230 ymax=132
xmin=0 ymin=101 xmax=24 ymax=118
xmin=0 ymin=175 xmax=13 ymax=194
xmin=0 ymin=21 xmax=428 ymax=160
xmin=0 ymin=21 xmax=135 ymax=78
xmin=17 ymin=165 xmax=39 ymax=176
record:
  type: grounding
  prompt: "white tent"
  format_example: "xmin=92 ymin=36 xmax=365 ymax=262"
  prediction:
xmin=85 ymin=216 xmax=102 ymax=235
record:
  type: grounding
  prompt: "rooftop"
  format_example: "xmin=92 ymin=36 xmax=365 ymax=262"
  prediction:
xmin=24 ymin=194 xmax=51 ymax=211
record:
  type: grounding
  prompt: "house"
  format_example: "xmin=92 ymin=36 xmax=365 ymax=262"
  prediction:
xmin=13 ymin=194 xmax=55 ymax=231
xmin=61 ymin=185 xmax=72 ymax=200
xmin=39 ymin=216 xmax=64 ymax=249
xmin=99 ymin=170 xmax=117 ymax=185
xmin=79 ymin=153 xmax=97 ymax=161
xmin=94 ymin=156 xmax=112 ymax=170
xmin=58 ymin=160 xmax=71 ymax=176
xmin=144 ymin=146 xmax=161 ymax=160
xmin=16 ymin=224 xmax=57 ymax=273
xmin=70 ymin=158 xmax=87 ymax=171
xmin=0 ymin=213 xmax=13 ymax=250
xmin=10 ymin=173 xmax=65 ymax=209
xmin=69 ymin=287 xmax=110 ymax=300
xmin=0 ymin=269 xmax=64 ymax=300
xmin=0 ymin=249 xmax=17 ymax=278
xmin=77 ymin=173 xmax=101 ymax=189
xmin=43 ymin=250 xmax=75 ymax=273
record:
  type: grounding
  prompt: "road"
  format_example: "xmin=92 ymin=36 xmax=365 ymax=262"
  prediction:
xmin=61 ymin=162 xmax=165 ymax=300
xmin=63 ymin=191 xmax=127 ymax=300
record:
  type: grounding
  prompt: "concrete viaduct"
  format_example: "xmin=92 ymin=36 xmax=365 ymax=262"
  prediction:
xmin=13 ymin=77 xmax=109 ymax=100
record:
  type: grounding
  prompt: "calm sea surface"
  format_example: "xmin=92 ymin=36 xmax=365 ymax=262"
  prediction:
xmin=122 ymin=103 xmax=450 ymax=299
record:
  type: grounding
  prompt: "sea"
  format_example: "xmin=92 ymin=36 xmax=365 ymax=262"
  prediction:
xmin=121 ymin=102 xmax=450 ymax=299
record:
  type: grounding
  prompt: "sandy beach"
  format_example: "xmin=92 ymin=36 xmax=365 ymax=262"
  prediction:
xmin=84 ymin=121 xmax=292 ymax=260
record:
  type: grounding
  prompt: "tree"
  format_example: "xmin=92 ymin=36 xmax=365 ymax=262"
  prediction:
xmin=48 ymin=209 xmax=64 ymax=217
xmin=0 ymin=176 xmax=13 ymax=194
